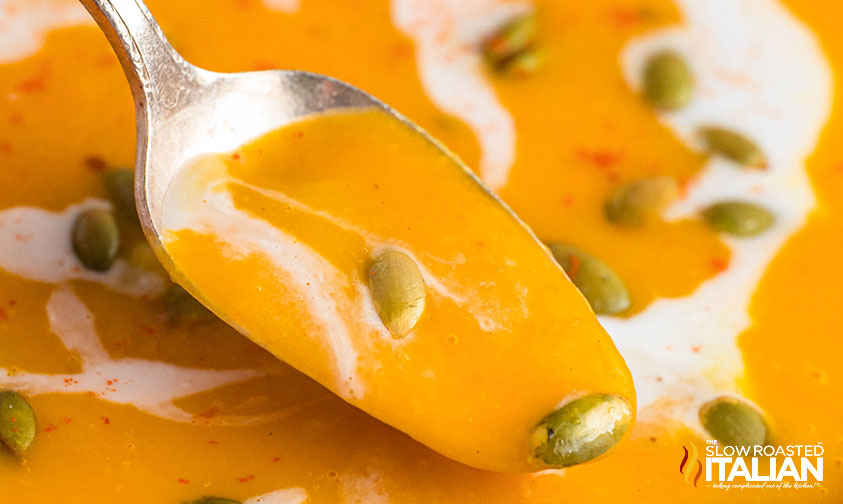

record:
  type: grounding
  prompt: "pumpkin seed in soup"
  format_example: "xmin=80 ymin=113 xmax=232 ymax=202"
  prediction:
xmin=703 ymin=201 xmax=774 ymax=237
xmin=128 ymin=240 xmax=169 ymax=278
xmin=71 ymin=208 xmax=120 ymax=271
xmin=643 ymin=50 xmax=694 ymax=110
xmin=699 ymin=126 xmax=767 ymax=168
xmin=500 ymin=48 xmax=546 ymax=76
xmin=162 ymin=284 xmax=217 ymax=325
xmin=103 ymin=168 xmax=137 ymax=219
xmin=604 ymin=176 xmax=680 ymax=227
xmin=483 ymin=13 xmax=538 ymax=71
xmin=532 ymin=394 xmax=632 ymax=468
xmin=699 ymin=396 xmax=768 ymax=447
xmin=0 ymin=390 xmax=36 ymax=456
xmin=548 ymin=243 xmax=630 ymax=315
xmin=369 ymin=250 xmax=427 ymax=337
xmin=189 ymin=498 xmax=241 ymax=504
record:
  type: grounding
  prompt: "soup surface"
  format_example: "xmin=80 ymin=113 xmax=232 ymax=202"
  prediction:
xmin=0 ymin=0 xmax=840 ymax=502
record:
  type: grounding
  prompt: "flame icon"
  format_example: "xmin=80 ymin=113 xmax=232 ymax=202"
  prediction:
xmin=680 ymin=441 xmax=703 ymax=487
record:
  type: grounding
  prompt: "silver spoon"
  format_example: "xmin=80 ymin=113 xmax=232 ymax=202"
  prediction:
xmin=79 ymin=0 xmax=523 ymax=278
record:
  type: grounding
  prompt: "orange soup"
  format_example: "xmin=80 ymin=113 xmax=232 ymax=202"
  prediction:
xmin=0 ymin=0 xmax=840 ymax=502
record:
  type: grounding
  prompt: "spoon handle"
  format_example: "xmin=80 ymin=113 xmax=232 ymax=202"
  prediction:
xmin=78 ymin=0 xmax=199 ymax=115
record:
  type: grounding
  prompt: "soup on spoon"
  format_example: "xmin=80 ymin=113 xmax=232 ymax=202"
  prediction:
xmin=161 ymin=108 xmax=635 ymax=472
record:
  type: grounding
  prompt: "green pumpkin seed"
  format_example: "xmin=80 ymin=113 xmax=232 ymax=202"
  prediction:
xmin=72 ymin=208 xmax=120 ymax=271
xmin=162 ymin=284 xmax=216 ymax=325
xmin=604 ymin=176 xmax=680 ymax=227
xmin=128 ymin=241 xmax=167 ymax=277
xmin=369 ymin=250 xmax=426 ymax=337
xmin=103 ymin=168 xmax=137 ymax=216
xmin=699 ymin=127 xmax=766 ymax=168
xmin=0 ymin=390 xmax=36 ymax=455
xmin=483 ymin=13 xmax=537 ymax=71
xmin=103 ymin=168 xmax=137 ymax=219
xmin=702 ymin=201 xmax=774 ymax=237
xmin=188 ymin=498 xmax=241 ymax=504
xmin=643 ymin=51 xmax=694 ymax=110
xmin=500 ymin=48 xmax=546 ymax=76
xmin=699 ymin=396 xmax=767 ymax=447
xmin=548 ymin=243 xmax=630 ymax=315
xmin=532 ymin=394 xmax=632 ymax=468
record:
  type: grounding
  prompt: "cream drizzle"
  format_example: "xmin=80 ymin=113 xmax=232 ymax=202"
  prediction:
xmin=162 ymin=156 xmax=369 ymax=399
xmin=339 ymin=470 xmax=390 ymax=504
xmin=613 ymin=0 xmax=832 ymax=432
xmin=0 ymin=199 xmax=165 ymax=297
xmin=0 ymin=0 xmax=91 ymax=64
xmin=0 ymin=284 xmax=263 ymax=424
xmin=391 ymin=0 xmax=527 ymax=191
xmin=260 ymin=0 xmax=299 ymax=14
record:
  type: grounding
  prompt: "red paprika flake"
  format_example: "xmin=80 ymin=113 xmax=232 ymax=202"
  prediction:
xmin=609 ymin=6 xmax=656 ymax=27
xmin=710 ymin=257 xmax=729 ymax=272
xmin=252 ymin=62 xmax=276 ymax=71
xmin=83 ymin=156 xmax=107 ymax=173
xmin=575 ymin=148 xmax=624 ymax=169
xmin=237 ymin=475 xmax=255 ymax=483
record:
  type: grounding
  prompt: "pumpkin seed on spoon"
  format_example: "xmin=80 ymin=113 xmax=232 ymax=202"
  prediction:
xmin=369 ymin=250 xmax=427 ymax=337
xmin=532 ymin=394 xmax=632 ymax=467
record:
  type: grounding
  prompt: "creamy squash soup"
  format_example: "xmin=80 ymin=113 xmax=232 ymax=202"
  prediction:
xmin=0 ymin=0 xmax=841 ymax=502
